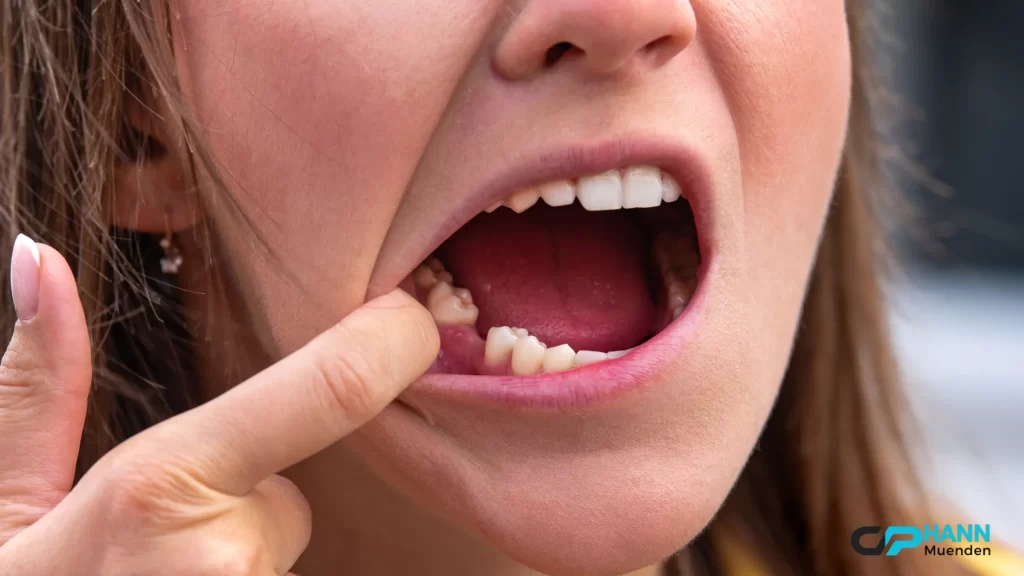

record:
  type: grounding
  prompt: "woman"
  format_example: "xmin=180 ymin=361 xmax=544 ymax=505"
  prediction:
xmin=1 ymin=1 xmax=1017 ymax=574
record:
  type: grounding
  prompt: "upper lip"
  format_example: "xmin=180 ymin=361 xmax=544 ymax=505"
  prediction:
xmin=377 ymin=135 xmax=717 ymax=295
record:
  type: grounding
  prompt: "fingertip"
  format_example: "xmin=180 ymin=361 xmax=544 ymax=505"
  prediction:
xmin=365 ymin=286 xmax=421 ymax=309
xmin=22 ymin=243 xmax=91 ymax=380
xmin=386 ymin=287 xmax=441 ymax=361
xmin=366 ymin=288 xmax=441 ymax=361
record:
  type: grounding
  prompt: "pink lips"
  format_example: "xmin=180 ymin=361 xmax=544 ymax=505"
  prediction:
xmin=395 ymin=137 xmax=718 ymax=409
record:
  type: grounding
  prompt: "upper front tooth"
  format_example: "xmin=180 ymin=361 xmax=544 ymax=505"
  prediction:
xmin=539 ymin=180 xmax=576 ymax=207
xmin=484 ymin=326 xmax=519 ymax=366
xmin=542 ymin=343 xmax=576 ymax=373
xmin=661 ymin=173 xmax=682 ymax=203
xmin=506 ymin=188 xmax=540 ymax=213
xmin=622 ymin=166 xmax=663 ymax=208
xmin=511 ymin=335 xmax=546 ymax=375
xmin=577 ymin=170 xmax=623 ymax=211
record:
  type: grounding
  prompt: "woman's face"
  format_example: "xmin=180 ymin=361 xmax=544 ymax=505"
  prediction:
xmin=169 ymin=0 xmax=850 ymax=573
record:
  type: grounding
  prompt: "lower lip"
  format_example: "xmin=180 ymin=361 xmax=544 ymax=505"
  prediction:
xmin=407 ymin=255 xmax=715 ymax=410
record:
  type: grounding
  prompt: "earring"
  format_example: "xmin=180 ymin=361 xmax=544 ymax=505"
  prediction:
xmin=159 ymin=219 xmax=183 ymax=275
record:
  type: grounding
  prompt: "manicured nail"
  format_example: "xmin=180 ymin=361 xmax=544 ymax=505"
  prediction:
xmin=11 ymin=234 xmax=41 ymax=322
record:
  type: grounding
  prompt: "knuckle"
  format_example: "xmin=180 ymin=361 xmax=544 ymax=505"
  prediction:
xmin=100 ymin=452 xmax=217 ymax=531
xmin=0 ymin=347 xmax=47 ymax=407
xmin=311 ymin=334 xmax=383 ymax=425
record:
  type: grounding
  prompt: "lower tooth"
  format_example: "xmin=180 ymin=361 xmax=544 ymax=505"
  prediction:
xmin=511 ymin=335 xmax=546 ymax=375
xmin=485 ymin=326 xmax=519 ymax=366
xmin=453 ymin=287 xmax=473 ymax=305
xmin=607 ymin=348 xmax=634 ymax=359
xmin=427 ymin=281 xmax=453 ymax=308
xmin=573 ymin=350 xmax=608 ymax=367
xmin=430 ymin=297 xmax=478 ymax=326
xmin=425 ymin=256 xmax=445 ymax=273
xmin=413 ymin=266 xmax=438 ymax=289
xmin=542 ymin=344 xmax=576 ymax=373
xmin=427 ymin=282 xmax=479 ymax=325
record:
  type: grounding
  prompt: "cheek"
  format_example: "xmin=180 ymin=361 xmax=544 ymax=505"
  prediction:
xmin=703 ymin=0 xmax=852 ymax=339
xmin=171 ymin=1 xmax=491 ymax=350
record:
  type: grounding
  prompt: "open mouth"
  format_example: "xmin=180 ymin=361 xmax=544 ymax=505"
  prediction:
xmin=403 ymin=165 xmax=703 ymax=379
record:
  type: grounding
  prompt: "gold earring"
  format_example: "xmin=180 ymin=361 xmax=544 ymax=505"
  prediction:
xmin=159 ymin=218 xmax=183 ymax=275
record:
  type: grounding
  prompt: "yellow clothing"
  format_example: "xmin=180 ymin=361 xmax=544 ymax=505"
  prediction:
xmin=957 ymin=546 xmax=1024 ymax=576
xmin=715 ymin=537 xmax=1024 ymax=576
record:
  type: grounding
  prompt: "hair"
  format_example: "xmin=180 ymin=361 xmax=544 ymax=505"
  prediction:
xmin=0 ymin=2 xmax=977 ymax=575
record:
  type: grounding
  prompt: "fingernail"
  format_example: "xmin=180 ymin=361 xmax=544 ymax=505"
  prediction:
xmin=11 ymin=234 xmax=41 ymax=322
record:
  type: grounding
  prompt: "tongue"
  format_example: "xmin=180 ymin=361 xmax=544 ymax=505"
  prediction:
xmin=438 ymin=203 xmax=656 ymax=352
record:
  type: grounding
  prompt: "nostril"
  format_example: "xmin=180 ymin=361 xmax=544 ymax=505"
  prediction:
xmin=544 ymin=42 xmax=575 ymax=67
xmin=643 ymin=35 xmax=675 ymax=54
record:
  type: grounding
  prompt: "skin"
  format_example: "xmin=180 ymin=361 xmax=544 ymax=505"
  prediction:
xmin=0 ymin=1 xmax=852 ymax=575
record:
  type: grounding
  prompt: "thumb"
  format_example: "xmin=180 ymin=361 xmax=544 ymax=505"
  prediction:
xmin=0 ymin=235 xmax=92 ymax=544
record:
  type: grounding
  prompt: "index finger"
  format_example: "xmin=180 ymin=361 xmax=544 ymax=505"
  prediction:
xmin=140 ymin=288 xmax=438 ymax=496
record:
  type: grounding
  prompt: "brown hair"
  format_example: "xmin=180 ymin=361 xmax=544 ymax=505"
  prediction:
xmin=0 ymin=1 xmax=975 ymax=574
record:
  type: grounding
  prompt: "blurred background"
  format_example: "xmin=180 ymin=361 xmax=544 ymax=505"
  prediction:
xmin=879 ymin=0 xmax=1023 ymax=548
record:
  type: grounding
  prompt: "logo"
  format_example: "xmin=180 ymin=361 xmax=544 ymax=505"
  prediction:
xmin=851 ymin=524 xmax=992 ymax=557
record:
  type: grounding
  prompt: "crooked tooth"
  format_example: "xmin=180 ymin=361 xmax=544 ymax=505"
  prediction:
xmin=453 ymin=287 xmax=473 ymax=305
xmin=427 ymin=281 xmax=479 ymax=325
xmin=485 ymin=201 xmax=503 ymax=213
xmin=539 ymin=180 xmax=576 ymax=207
xmin=607 ymin=348 xmax=635 ymax=359
xmin=577 ymin=170 xmax=623 ymax=211
xmin=432 ymin=298 xmax=479 ymax=325
xmin=511 ymin=335 xmax=546 ymax=375
xmin=661 ymin=172 xmax=682 ymax=203
xmin=413 ymin=266 xmax=438 ymax=290
xmin=573 ymin=350 xmax=608 ymax=367
xmin=426 ymin=281 xmax=453 ymax=308
xmin=425 ymin=256 xmax=445 ymax=273
xmin=506 ymin=188 xmax=540 ymax=213
xmin=511 ymin=327 xmax=529 ymax=339
xmin=542 ymin=344 xmax=576 ymax=373
xmin=485 ymin=326 xmax=519 ymax=366
xmin=622 ymin=166 xmax=663 ymax=209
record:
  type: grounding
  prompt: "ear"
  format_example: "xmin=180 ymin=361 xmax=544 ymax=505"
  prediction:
xmin=111 ymin=80 xmax=199 ymax=234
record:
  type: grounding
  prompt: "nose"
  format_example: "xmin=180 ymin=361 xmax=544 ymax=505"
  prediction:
xmin=494 ymin=0 xmax=696 ymax=80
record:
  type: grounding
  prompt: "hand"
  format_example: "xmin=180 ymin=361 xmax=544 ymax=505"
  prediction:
xmin=0 ymin=236 xmax=439 ymax=575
